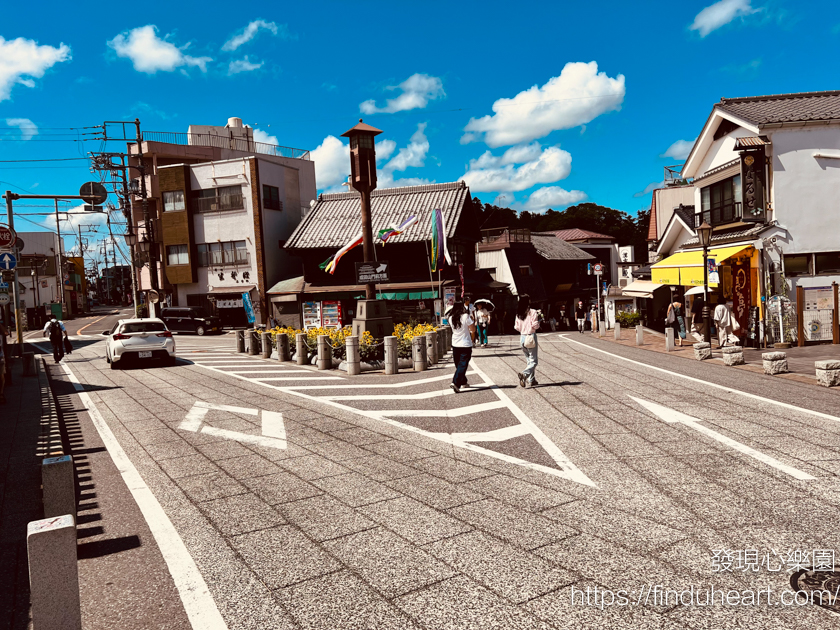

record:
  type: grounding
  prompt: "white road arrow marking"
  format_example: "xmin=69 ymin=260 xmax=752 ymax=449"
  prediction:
xmin=178 ymin=401 xmax=286 ymax=450
xmin=629 ymin=396 xmax=815 ymax=480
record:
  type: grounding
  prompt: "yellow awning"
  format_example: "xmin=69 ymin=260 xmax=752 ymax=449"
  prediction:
xmin=651 ymin=245 xmax=752 ymax=286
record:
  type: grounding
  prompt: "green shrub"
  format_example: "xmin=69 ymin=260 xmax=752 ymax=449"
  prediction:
xmin=615 ymin=311 xmax=641 ymax=327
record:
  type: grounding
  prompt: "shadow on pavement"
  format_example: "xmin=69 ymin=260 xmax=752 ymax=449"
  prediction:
xmin=77 ymin=535 xmax=141 ymax=560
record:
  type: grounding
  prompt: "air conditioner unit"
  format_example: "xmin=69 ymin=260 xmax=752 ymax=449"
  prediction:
xmin=619 ymin=278 xmax=629 ymax=287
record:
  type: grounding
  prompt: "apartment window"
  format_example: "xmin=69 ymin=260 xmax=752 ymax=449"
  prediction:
xmin=519 ymin=265 xmax=533 ymax=277
xmin=163 ymin=190 xmax=185 ymax=212
xmin=699 ymin=175 xmax=741 ymax=226
xmin=166 ymin=244 xmax=189 ymax=266
xmin=263 ymin=185 xmax=282 ymax=210
xmin=815 ymin=252 xmax=840 ymax=275
xmin=193 ymin=185 xmax=244 ymax=213
xmin=784 ymin=254 xmax=811 ymax=277
xmin=196 ymin=241 xmax=248 ymax=266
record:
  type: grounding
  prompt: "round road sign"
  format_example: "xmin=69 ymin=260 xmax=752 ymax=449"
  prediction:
xmin=593 ymin=263 xmax=604 ymax=274
xmin=0 ymin=293 xmax=9 ymax=306
xmin=80 ymin=182 xmax=108 ymax=205
xmin=0 ymin=224 xmax=15 ymax=249
xmin=14 ymin=237 xmax=24 ymax=251
xmin=0 ymin=252 xmax=17 ymax=271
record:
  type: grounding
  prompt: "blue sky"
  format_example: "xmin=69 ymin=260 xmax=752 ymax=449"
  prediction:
xmin=0 ymin=0 xmax=834 ymax=258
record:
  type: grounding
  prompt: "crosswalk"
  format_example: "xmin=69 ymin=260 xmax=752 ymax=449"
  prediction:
xmin=182 ymin=347 xmax=345 ymax=384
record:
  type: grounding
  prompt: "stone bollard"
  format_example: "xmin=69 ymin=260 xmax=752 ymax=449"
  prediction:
xmin=693 ymin=342 xmax=712 ymax=361
xmin=762 ymin=351 xmax=789 ymax=375
xmin=42 ymin=455 xmax=75 ymax=522
xmin=815 ymin=360 xmax=840 ymax=387
xmin=599 ymin=321 xmax=607 ymax=338
xmin=636 ymin=325 xmax=644 ymax=346
xmin=722 ymin=345 xmax=745 ymax=366
xmin=665 ymin=327 xmax=675 ymax=352
xmin=317 ymin=335 xmax=332 ymax=370
xmin=277 ymin=333 xmax=290 ymax=362
xmin=296 ymin=333 xmax=307 ymax=365
xmin=261 ymin=332 xmax=272 ymax=359
xmin=437 ymin=328 xmax=446 ymax=358
xmin=384 ymin=336 xmax=398 ymax=375
xmin=412 ymin=336 xmax=427 ymax=372
xmin=614 ymin=322 xmax=621 ymax=340
xmin=445 ymin=326 xmax=452 ymax=352
xmin=22 ymin=352 xmax=36 ymax=376
xmin=27 ymin=514 xmax=82 ymax=630
xmin=236 ymin=330 xmax=246 ymax=353
xmin=426 ymin=331 xmax=439 ymax=365
xmin=249 ymin=331 xmax=260 ymax=356
xmin=345 ymin=335 xmax=360 ymax=376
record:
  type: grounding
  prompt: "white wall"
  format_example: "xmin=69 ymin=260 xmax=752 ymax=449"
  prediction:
xmin=477 ymin=249 xmax=516 ymax=294
xmin=654 ymin=186 xmax=695 ymax=242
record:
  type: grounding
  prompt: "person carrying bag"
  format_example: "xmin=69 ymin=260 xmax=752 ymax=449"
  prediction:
xmin=514 ymin=294 xmax=540 ymax=388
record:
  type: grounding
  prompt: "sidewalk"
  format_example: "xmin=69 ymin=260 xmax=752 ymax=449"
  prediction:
xmin=595 ymin=326 xmax=840 ymax=386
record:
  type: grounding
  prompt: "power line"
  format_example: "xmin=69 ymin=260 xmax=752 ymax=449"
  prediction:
xmin=0 ymin=157 xmax=89 ymax=162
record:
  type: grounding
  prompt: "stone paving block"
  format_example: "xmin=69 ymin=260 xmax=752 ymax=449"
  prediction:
xmin=395 ymin=575 xmax=554 ymax=630
xmin=306 ymin=439 xmax=373 ymax=462
xmin=142 ymin=440 xmax=196 ymax=460
xmin=363 ymin=439 xmax=437 ymax=463
xmin=408 ymin=454 xmax=495 ymax=483
xmin=158 ymin=454 xmax=220 ymax=479
xmin=312 ymin=472 xmax=401 ymax=507
xmin=462 ymin=473 xmax=576 ymax=512
xmin=447 ymin=498 xmax=577 ymax=550
xmin=216 ymin=454 xmax=283 ymax=480
xmin=384 ymin=473 xmax=484 ymax=511
xmin=327 ymin=427 xmax=393 ymax=446
xmin=243 ymin=471 xmax=323 ymax=505
xmin=341 ymin=454 xmax=421 ymax=483
xmin=231 ymin=525 xmax=341 ymax=590
xmin=325 ymin=527 xmax=456 ymax=598
xmin=425 ymin=531 xmax=577 ymax=603
xmin=175 ymin=471 xmax=247 ymax=503
xmin=281 ymin=494 xmax=377 ymax=542
xmin=130 ymin=427 xmax=181 ymax=446
xmin=276 ymin=454 xmax=351 ymax=480
xmin=359 ymin=495 xmax=473 ymax=545
xmin=275 ymin=570 xmax=417 ymax=630
xmin=200 ymin=492 xmax=285 ymax=535
xmin=195 ymin=440 xmax=255 ymax=460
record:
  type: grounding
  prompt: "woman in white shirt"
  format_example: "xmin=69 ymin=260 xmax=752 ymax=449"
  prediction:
xmin=449 ymin=301 xmax=476 ymax=393
xmin=513 ymin=293 xmax=540 ymax=387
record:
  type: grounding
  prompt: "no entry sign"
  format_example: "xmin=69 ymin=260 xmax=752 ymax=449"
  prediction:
xmin=0 ymin=224 xmax=15 ymax=249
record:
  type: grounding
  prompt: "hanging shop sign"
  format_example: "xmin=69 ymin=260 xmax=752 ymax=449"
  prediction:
xmin=740 ymin=148 xmax=767 ymax=223
xmin=242 ymin=291 xmax=256 ymax=324
xmin=217 ymin=299 xmax=244 ymax=309
xmin=731 ymin=259 xmax=751 ymax=333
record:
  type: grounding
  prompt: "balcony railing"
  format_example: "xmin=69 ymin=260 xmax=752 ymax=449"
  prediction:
xmin=480 ymin=227 xmax=531 ymax=244
xmin=197 ymin=249 xmax=250 ymax=267
xmin=695 ymin=202 xmax=741 ymax=228
xmin=193 ymin=194 xmax=245 ymax=214
xmin=142 ymin=130 xmax=310 ymax=160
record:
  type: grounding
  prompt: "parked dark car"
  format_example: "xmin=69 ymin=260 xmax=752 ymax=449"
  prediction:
xmin=159 ymin=307 xmax=222 ymax=336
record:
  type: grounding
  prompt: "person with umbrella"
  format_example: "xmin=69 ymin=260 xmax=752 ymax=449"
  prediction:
xmin=474 ymin=299 xmax=493 ymax=348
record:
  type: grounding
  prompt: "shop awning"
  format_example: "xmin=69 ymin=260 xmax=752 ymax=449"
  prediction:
xmin=208 ymin=284 xmax=256 ymax=294
xmin=651 ymin=245 xmax=752 ymax=286
xmin=621 ymin=280 xmax=664 ymax=299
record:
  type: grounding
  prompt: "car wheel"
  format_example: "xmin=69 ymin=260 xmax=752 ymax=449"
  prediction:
xmin=196 ymin=325 xmax=206 ymax=336
xmin=110 ymin=359 xmax=119 ymax=370
xmin=105 ymin=349 xmax=111 ymax=364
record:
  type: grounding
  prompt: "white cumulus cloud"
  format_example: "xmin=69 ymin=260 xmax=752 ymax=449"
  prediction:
xmin=660 ymin=138 xmax=697 ymax=160
xmin=690 ymin=0 xmax=760 ymax=37
xmin=252 ymin=128 xmax=278 ymax=145
xmin=634 ymin=181 xmax=665 ymax=198
xmin=462 ymin=62 xmax=625 ymax=148
xmin=360 ymin=73 xmax=445 ymax=114
xmin=460 ymin=144 xmax=572 ymax=193
xmin=108 ymin=25 xmax=211 ymax=73
xmin=382 ymin=123 xmax=429 ymax=172
xmin=311 ymin=135 xmax=350 ymax=190
xmin=228 ymin=56 xmax=263 ymax=75
xmin=222 ymin=20 xmax=289 ymax=51
xmin=0 ymin=36 xmax=71 ymax=101
xmin=5 ymin=118 xmax=38 ymax=140
xmin=522 ymin=186 xmax=587 ymax=212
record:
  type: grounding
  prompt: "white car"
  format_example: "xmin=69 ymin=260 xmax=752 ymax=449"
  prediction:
xmin=103 ymin=318 xmax=177 ymax=369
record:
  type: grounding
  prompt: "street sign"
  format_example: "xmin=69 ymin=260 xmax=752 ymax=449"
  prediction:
xmin=355 ymin=261 xmax=390 ymax=284
xmin=0 ymin=293 xmax=9 ymax=306
xmin=83 ymin=205 xmax=104 ymax=213
xmin=0 ymin=252 xmax=17 ymax=270
xmin=80 ymin=182 xmax=108 ymax=205
xmin=14 ymin=237 xmax=24 ymax=251
xmin=593 ymin=263 xmax=604 ymax=275
xmin=0 ymin=225 xmax=15 ymax=249
xmin=63 ymin=272 xmax=70 ymax=280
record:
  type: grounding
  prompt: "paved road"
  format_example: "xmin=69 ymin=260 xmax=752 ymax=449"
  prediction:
xmin=34 ymin=328 xmax=840 ymax=629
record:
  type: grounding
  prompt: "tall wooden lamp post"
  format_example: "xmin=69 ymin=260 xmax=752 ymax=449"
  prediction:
xmin=342 ymin=120 xmax=393 ymax=339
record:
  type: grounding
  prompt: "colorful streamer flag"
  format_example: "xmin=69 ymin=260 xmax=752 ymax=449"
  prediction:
xmin=430 ymin=208 xmax=452 ymax=272
xmin=377 ymin=215 xmax=418 ymax=243
xmin=319 ymin=233 xmax=363 ymax=275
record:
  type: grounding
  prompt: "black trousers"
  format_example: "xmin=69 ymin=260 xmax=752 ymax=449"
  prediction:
xmin=452 ymin=346 xmax=472 ymax=386
xmin=50 ymin=339 xmax=65 ymax=363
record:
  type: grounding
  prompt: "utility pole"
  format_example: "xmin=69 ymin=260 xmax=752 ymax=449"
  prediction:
xmin=135 ymin=119 xmax=159 ymax=317
xmin=4 ymin=191 xmax=22 ymax=356
xmin=54 ymin=199 xmax=66 ymax=317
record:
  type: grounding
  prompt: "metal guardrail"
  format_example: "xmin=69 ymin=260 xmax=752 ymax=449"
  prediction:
xmin=142 ymin=131 xmax=310 ymax=160
xmin=694 ymin=202 xmax=742 ymax=228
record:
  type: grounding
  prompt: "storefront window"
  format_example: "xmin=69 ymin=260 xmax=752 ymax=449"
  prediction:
xmin=815 ymin=252 xmax=840 ymax=274
xmin=784 ymin=254 xmax=811 ymax=277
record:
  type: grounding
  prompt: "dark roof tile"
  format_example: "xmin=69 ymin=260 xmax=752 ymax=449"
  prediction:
xmin=716 ymin=91 xmax=840 ymax=126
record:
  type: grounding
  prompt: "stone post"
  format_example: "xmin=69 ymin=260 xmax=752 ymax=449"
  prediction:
xmin=317 ymin=335 xmax=332 ymax=370
xmin=345 ymin=335 xmax=360 ymax=376
xmin=599 ymin=321 xmax=607 ymax=337
xmin=261 ymin=332 xmax=272 ymax=359
xmin=42 ymin=455 xmax=75 ymax=521
xmin=722 ymin=345 xmax=745 ymax=366
xmin=22 ymin=352 xmax=36 ymax=376
xmin=665 ymin=327 xmax=675 ymax=352
xmin=693 ymin=342 xmax=712 ymax=360
xmin=614 ymin=322 xmax=621 ymax=340
xmin=412 ymin=336 xmax=427 ymax=372
xmin=384 ymin=335 xmax=398 ymax=375
xmin=426 ymin=330 xmax=439 ymax=364
xmin=815 ymin=360 xmax=840 ymax=387
xmin=762 ymin=351 xmax=788 ymax=375
xmin=248 ymin=330 xmax=259 ymax=355
xmin=27 ymin=514 xmax=82 ymax=630
xmin=236 ymin=330 xmax=245 ymax=353
xmin=444 ymin=326 xmax=452 ymax=352
xmin=636 ymin=324 xmax=644 ymax=346
xmin=437 ymin=327 xmax=446 ymax=357
xmin=277 ymin=333 xmax=290 ymax=362
xmin=296 ymin=333 xmax=307 ymax=365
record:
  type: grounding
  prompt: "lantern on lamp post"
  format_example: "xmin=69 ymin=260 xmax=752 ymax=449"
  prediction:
xmin=697 ymin=221 xmax=713 ymax=343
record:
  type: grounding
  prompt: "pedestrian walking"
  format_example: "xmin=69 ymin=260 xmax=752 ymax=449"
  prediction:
xmin=713 ymin=300 xmax=741 ymax=348
xmin=475 ymin=302 xmax=491 ymax=347
xmin=449 ymin=302 xmax=475 ymax=393
xmin=589 ymin=305 xmax=598 ymax=334
xmin=666 ymin=300 xmax=687 ymax=346
xmin=463 ymin=295 xmax=476 ymax=345
xmin=0 ymin=320 xmax=8 ymax=404
xmin=43 ymin=316 xmax=68 ymax=363
xmin=690 ymin=295 xmax=706 ymax=341
xmin=514 ymin=293 xmax=540 ymax=388
xmin=575 ymin=300 xmax=586 ymax=333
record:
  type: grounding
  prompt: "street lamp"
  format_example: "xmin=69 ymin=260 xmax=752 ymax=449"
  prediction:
xmin=124 ymin=231 xmax=137 ymax=248
xmin=139 ymin=235 xmax=151 ymax=254
xmin=697 ymin=221 xmax=713 ymax=344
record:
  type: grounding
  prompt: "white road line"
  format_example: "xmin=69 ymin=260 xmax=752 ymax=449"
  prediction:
xmin=286 ymin=371 xmax=478 ymax=390
xmin=373 ymin=400 xmax=507 ymax=417
xmin=194 ymin=400 xmax=259 ymax=415
xmin=630 ymin=396 xmax=816 ymax=481
xmin=58 ymin=362 xmax=228 ymax=630
xmin=226 ymin=369 xmax=315 ymax=374
xmin=558 ymin=334 xmax=840 ymax=425
xmin=255 ymin=377 xmax=344 ymax=381
xmin=447 ymin=424 xmax=531 ymax=442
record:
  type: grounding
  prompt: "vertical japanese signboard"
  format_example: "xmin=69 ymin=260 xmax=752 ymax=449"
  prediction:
xmin=740 ymin=148 xmax=766 ymax=223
